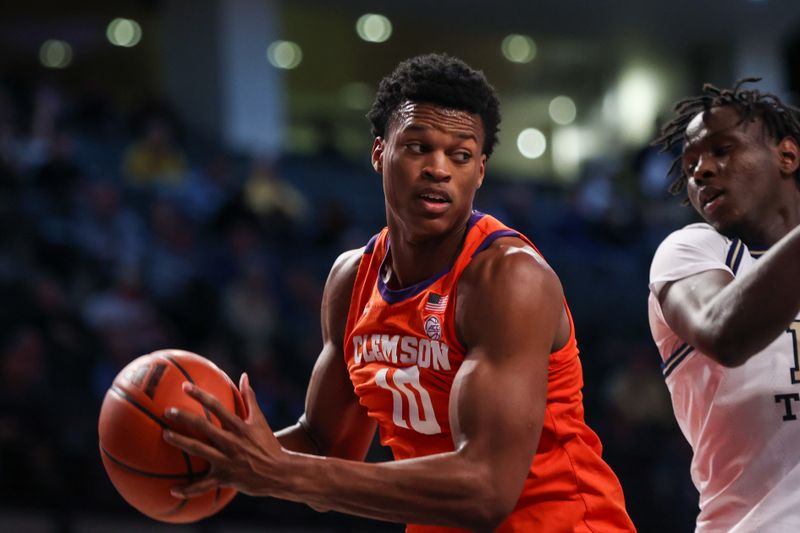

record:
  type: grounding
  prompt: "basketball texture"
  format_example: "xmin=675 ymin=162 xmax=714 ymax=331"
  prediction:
xmin=98 ymin=349 xmax=245 ymax=523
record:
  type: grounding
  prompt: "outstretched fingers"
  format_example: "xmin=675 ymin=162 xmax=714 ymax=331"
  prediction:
xmin=162 ymin=427 xmax=228 ymax=465
xmin=165 ymin=407 xmax=231 ymax=452
xmin=239 ymin=373 xmax=271 ymax=429
xmin=181 ymin=382 xmax=245 ymax=431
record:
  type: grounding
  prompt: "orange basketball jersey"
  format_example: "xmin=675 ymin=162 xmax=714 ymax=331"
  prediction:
xmin=344 ymin=212 xmax=635 ymax=532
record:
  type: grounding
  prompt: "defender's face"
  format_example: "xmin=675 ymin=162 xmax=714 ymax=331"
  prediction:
xmin=682 ymin=106 xmax=785 ymax=239
xmin=372 ymin=101 xmax=486 ymax=242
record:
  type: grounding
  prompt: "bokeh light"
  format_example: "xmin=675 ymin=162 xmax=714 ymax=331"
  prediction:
xmin=267 ymin=41 xmax=303 ymax=69
xmin=517 ymin=128 xmax=547 ymax=159
xmin=39 ymin=39 xmax=72 ymax=69
xmin=107 ymin=18 xmax=143 ymax=48
xmin=356 ymin=14 xmax=392 ymax=43
xmin=501 ymin=34 xmax=536 ymax=63
xmin=548 ymin=96 xmax=577 ymax=125
xmin=617 ymin=66 xmax=662 ymax=143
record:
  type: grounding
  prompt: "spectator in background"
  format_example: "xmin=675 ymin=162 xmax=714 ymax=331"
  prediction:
xmin=0 ymin=327 xmax=59 ymax=501
xmin=243 ymin=156 xmax=309 ymax=237
xmin=18 ymin=84 xmax=64 ymax=172
xmin=222 ymin=261 xmax=278 ymax=364
xmin=72 ymin=181 xmax=146 ymax=279
xmin=122 ymin=116 xmax=187 ymax=188
xmin=174 ymin=152 xmax=240 ymax=225
xmin=142 ymin=197 xmax=200 ymax=302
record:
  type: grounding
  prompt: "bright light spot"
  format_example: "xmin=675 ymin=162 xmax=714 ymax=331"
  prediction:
xmin=340 ymin=82 xmax=373 ymax=111
xmin=267 ymin=41 xmax=302 ymax=69
xmin=517 ymin=128 xmax=547 ymax=159
xmin=549 ymin=96 xmax=577 ymax=125
xmin=107 ymin=18 xmax=142 ymax=47
xmin=356 ymin=14 xmax=392 ymax=43
xmin=39 ymin=40 xmax=72 ymax=69
xmin=501 ymin=34 xmax=536 ymax=63
xmin=602 ymin=90 xmax=618 ymax=125
xmin=618 ymin=66 xmax=661 ymax=143
xmin=552 ymin=127 xmax=583 ymax=180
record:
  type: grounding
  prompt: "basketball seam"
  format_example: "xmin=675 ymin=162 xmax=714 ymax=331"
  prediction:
xmin=164 ymin=355 xmax=214 ymax=423
xmin=160 ymin=496 xmax=190 ymax=517
xmin=101 ymin=446 xmax=210 ymax=479
xmin=109 ymin=382 xmax=196 ymax=483
xmin=110 ymin=385 xmax=168 ymax=429
xmin=162 ymin=355 xmax=216 ymax=482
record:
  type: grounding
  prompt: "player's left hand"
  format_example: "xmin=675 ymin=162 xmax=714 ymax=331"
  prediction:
xmin=162 ymin=372 xmax=287 ymax=498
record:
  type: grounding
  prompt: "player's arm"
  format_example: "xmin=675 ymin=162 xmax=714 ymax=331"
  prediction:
xmin=658 ymin=223 xmax=800 ymax=367
xmin=163 ymin=241 xmax=555 ymax=531
xmin=275 ymin=249 xmax=376 ymax=459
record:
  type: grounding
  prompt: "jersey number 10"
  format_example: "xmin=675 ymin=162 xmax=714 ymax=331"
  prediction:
xmin=376 ymin=366 xmax=442 ymax=435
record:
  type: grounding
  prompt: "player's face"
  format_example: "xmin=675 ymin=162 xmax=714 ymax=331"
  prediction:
xmin=372 ymin=101 xmax=486 ymax=242
xmin=682 ymin=106 xmax=789 ymax=241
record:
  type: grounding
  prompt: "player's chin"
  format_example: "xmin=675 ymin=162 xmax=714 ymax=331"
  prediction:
xmin=405 ymin=213 xmax=456 ymax=240
xmin=713 ymin=218 xmax=746 ymax=241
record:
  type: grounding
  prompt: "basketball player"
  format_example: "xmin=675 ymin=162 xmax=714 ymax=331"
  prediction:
xmin=163 ymin=53 xmax=635 ymax=531
xmin=648 ymin=79 xmax=800 ymax=531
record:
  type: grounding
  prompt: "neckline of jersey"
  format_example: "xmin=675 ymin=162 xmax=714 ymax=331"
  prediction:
xmin=377 ymin=211 xmax=485 ymax=304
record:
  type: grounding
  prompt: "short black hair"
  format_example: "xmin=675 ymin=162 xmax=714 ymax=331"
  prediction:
xmin=653 ymin=77 xmax=800 ymax=196
xmin=367 ymin=53 xmax=501 ymax=157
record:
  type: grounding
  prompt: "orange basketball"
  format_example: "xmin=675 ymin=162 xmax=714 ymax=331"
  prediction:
xmin=98 ymin=349 xmax=246 ymax=523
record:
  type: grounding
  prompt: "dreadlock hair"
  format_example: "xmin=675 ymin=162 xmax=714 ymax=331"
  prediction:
xmin=367 ymin=53 xmax=501 ymax=157
xmin=653 ymin=77 xmax=800 ymax=196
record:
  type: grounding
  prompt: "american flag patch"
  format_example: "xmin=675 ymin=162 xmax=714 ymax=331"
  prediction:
xmin=425 ymin=293 xmax=448 ymax=312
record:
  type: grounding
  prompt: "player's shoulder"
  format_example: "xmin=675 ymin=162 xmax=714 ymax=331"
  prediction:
xmin=658 ymin=222 xmax=731 ymax=249
xmin=322 ymin=246 xmax=367 ymax=338
xmin=456 ymin=235 xmax=564 ymax=349
xmin=650 ymin=222 xmax=736 ymax=286
xmin=326 ymin=247 xmax=364 ymax=295
xmin=462 ymin=235 xmax=561 ymax=299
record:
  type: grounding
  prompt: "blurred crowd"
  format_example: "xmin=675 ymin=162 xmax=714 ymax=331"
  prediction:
xmin=1 ymin=80 xmax=699 ymax=531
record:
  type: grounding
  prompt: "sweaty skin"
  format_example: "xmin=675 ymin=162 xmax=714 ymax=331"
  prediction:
xmin=162 ymin=102 xmax=572 ymax=531
xmin=656 ymin=106 xmax=800 ymax=366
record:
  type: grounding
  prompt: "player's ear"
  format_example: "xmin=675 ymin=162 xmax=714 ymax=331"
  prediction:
xmin=777 ymin=136 xmax=800 ymax=176
xmin=476 ymin=154 xmax=487 ymax=189
xmin=371 ymin=138 xmax=384 ymax=174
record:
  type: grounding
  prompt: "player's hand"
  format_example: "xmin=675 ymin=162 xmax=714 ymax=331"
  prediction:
xmin=162 ymin=372 xmax=287 ymax=498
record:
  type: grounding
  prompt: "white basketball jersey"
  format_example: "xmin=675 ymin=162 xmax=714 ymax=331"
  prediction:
xmin=648 ymin=223 xmax=800 ymax=533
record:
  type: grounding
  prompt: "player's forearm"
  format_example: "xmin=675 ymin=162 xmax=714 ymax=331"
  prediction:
xmin=267 ymin=449 xmax=510 ymax=532
xmin=701 ymin=224 xmax=800 ymax=365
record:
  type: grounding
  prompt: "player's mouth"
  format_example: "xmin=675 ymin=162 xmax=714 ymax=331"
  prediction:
xmin=700 ymin=189 xmax=725 ymax=215
xmin=416 ymin=189 xmax=452 ymax=213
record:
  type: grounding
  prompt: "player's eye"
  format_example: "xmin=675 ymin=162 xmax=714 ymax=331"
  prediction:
xmin=452 ymin=151 xmax=472 ymax=162
xmin=713 ymin=145 xmax=733 ymax=157
xmin=406 ymin=142 xmax=425 ymax=154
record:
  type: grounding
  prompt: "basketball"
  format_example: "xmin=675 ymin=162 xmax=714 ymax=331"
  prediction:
xmin=98 ymin=349 xmax=246 ymax=523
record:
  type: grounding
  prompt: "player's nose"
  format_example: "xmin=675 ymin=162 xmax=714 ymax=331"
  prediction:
xmin=421 ymin=151 xmax=451 ymax=182
xmin=694 ymin=154 xmax=717 ymax=181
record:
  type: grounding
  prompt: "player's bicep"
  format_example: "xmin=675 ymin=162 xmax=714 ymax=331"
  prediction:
xmin=450 ymin=250 xmax=559 ymax=501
